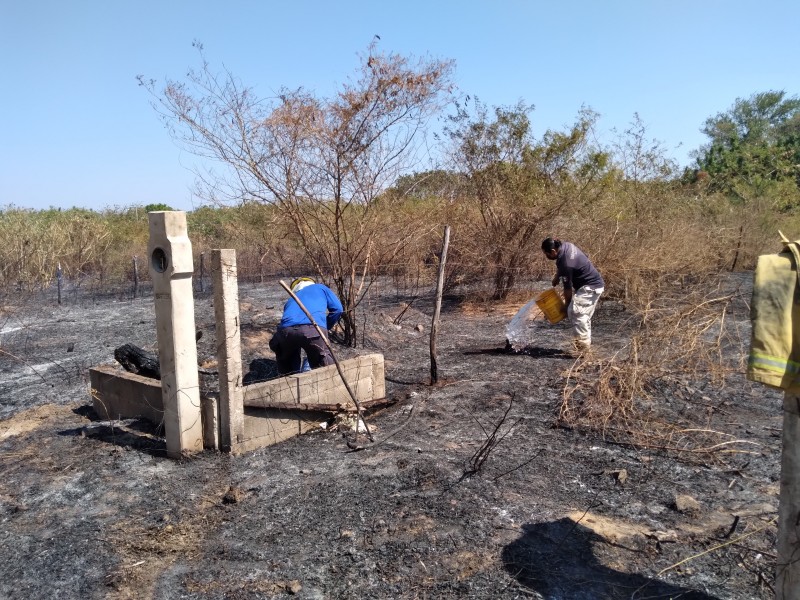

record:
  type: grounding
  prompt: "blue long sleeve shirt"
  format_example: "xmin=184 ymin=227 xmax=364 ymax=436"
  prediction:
xmin=279 ymin=283 xmax=343 ymax=330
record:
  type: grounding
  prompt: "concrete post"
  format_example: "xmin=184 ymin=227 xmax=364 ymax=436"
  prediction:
xmin=777 ymin=392 xmax=800 ymax=599
xmin=148 ymin=211 xmax=204 ymax=457
xmin=211 ymin=249 xmax=244 ymax=452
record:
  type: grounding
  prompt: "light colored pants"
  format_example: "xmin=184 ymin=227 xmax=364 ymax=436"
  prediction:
xmin=568 ymin=286 xmax=604 ymax=347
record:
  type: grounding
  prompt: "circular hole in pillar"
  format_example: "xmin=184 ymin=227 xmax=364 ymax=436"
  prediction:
xmin=151 ymin=247 xmax=168 ymax=273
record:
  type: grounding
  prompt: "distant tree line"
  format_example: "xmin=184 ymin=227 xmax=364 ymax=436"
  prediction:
xmin=686 ymin=90 xmax=800 ymax=210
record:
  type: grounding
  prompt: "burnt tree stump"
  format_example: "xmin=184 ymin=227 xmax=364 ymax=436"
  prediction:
xmin=114 ymin=343 xmax=160 ymax=379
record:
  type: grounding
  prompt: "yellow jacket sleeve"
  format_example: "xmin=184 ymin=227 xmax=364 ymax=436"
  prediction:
xmin=748 ymin=238 xmax=800 ymax=392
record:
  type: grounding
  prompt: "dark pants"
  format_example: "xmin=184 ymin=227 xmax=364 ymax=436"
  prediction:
xmin=268 ymin=324 xmax=334 ymax=375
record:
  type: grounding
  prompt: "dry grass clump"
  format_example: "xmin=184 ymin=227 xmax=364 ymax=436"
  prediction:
xmin=543 ymin=180 xmax=779 ymax=463
xmin=557 ymin=276 xmax=755 ymax=462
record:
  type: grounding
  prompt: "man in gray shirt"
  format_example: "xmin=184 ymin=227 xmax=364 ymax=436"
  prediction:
xmin=541 ymin=237 xmax=605 ymax=354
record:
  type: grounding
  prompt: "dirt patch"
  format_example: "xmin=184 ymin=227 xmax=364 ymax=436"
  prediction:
xmin=0 ymin=275 xmax=783 ymax=599
xmin=0 ymin=404 xmax=56 ymax=440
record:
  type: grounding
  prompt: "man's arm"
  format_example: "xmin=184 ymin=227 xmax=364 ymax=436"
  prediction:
xmin=560 ymin=265 xmax=574 ymax=303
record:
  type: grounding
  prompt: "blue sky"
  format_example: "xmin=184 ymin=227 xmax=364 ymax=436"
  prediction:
xmin=2 ymin=0 xmax=798 ymax=212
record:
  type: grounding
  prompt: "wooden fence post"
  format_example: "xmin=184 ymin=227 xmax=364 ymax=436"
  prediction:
xmin=430 ymin=225 xmax=450 ymax=385
xmin=132 ymin=256 xmax=139 ymax=299
xmin=56 ymin=262 xmax=62 ymax=305
xmin=198 ymin=252 xmax=205 ymax=293
xmin=777 ymin=392 xmax=800 ymax=599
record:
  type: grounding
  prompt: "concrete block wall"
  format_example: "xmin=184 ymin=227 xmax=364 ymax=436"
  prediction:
xmin=242 ymin=353 xmax=384 ymax=409
xmin=89 ymin=353 xmax=385 ymax=454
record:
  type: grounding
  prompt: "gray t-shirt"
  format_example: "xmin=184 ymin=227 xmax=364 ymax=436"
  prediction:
xmin=556 ymin=242 xmax=604 ymax=291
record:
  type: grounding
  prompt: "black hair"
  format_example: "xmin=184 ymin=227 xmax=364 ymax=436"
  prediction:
xmin=541 ymin=238 xmax=561 ymax=252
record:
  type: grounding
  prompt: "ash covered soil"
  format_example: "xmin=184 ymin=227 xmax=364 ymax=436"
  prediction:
xmin=0 ymin=276 xmax=783 ymax=599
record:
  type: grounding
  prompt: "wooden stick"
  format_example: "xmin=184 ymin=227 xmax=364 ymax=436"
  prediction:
xmin=56 ymin=262 xmax=63 ymax=305
xmin=278 ymin=280 xmax=374 ymax=441
xmin=657 ymin=517 xmax=776 ymax=577
xmin=132 ymin=256 xmax=139 ymax=299
xmin=430 ymin=225 xmax=450 ymax=384
xmin=247 ymin=397 xmax=395 ymax=413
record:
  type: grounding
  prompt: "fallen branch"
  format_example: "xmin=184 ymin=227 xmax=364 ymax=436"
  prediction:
xmin=599 ymin=437 xmax=762 ymax=456
xmin=345 ymin=402 xmax=418 ymax=452
xmin=492 ymin=449 xmax=543 ymax=482
xmin=655 ymin=517 xmax=777 ymax=577
xmin=252 ymin=397 xmax=397 ymax=413
xmin=461 ymin=394 xmax=519 ymax=479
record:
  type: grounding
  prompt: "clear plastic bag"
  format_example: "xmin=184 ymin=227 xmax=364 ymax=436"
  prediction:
xmin=506 ymin=299 xmax=543 ymax=350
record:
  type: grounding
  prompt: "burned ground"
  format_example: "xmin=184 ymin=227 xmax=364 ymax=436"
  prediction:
xmin=0 ymin=276 xmax=782 ymax=599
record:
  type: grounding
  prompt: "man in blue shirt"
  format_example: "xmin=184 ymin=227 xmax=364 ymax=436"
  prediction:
xmin=542 ymin=238 xmax=605 ymax=354
xmin=269 ymin=277 xmax=344 ymax=375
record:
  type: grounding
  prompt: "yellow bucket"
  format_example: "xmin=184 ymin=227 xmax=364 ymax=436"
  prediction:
xmin=535 ymin=288 xmax=567 ymax=324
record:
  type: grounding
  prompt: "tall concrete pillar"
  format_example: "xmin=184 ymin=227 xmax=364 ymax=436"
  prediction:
xmin=148 ymin=211 xmax=203 ymax=457
xmin=777 ymin=392 xmax=800 ymax=600
xmin=211 ymin=249 xmax=244 ymax=452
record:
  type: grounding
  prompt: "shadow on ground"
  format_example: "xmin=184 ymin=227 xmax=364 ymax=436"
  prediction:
xmin=242 ymin=357 xmax=280 ymax=384
xmin=464 ymin=344 xmax=572 ymax=359
xmin=502 ymin=518 xmax=720 ymax=600
xmin=58 ymin=407 xmax=168 ymax=455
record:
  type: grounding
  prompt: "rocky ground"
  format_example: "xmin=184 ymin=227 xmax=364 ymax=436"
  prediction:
xmin=0 ymin=275 xmax=783 ymax=599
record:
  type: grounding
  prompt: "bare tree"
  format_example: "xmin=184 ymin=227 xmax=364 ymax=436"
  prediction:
xmin=140 ymin=41 xmax=455 ymax=344
xmin=445 ymin=100 xmax=610 ymax=299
